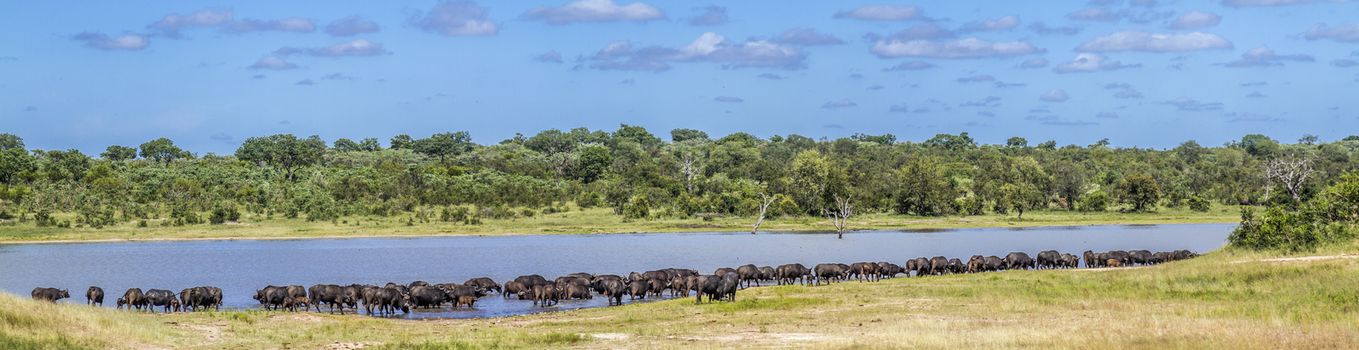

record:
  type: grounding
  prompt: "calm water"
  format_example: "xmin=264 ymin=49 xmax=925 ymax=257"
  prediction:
xmin=0 ymin=224 xmax=1232 ymax=319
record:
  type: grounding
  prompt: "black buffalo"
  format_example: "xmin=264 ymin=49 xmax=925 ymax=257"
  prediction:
xmin=31 ymin=287 xmax=69 ymax=303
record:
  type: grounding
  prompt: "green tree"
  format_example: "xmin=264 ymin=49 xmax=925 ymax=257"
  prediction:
xmin=414 ymin=132 xmax=474 ymax=162
xmin=1117 ymin=174 xmax=1162 ymax=212
xmin=389 ymin=134 xmax=415 ymax=150
xmin=1006 ymin=136 xmax=1028 ymax=148
xmin=788 ymin=150 xmax=846 ymax=214
xmin=999 ymin=182 xmax=1043 ymax=219
xmin=894 ymin=156 xmax=954 ymax=216
xmin=670 ymin=128 xmax=710 ymax=143
xmin=101 ymin=145 xmax=137 ymax=161
xmin=0 ymin=134 xmax=24 ymax=151
xmin=236 ymin=134 xmax=327 ymax=180
xmin=138 ymin=138 xmax=187 ymax=164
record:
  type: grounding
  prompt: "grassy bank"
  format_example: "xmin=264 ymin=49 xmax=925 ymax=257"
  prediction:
xmin=0 ymin=205 xmax=1239 ymax=243
xmin=5 ymin=244 xmax=1357 ymax=349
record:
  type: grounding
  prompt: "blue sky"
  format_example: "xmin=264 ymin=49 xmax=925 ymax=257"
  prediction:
xmin=2 ymin=0 xmax=1357 ymax=154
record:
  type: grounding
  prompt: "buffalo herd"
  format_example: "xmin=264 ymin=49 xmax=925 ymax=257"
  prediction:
xmin=29 ymin=249 xmax=1198 ymax=317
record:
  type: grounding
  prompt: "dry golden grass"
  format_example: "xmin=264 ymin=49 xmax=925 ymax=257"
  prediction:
xmin=4 ymin=244 xmax=1357 ymax=349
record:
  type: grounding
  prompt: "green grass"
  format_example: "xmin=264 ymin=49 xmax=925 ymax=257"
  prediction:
xmin=0 ymin=204 xmax=1240 ymax=243
xmin=3 ymin=243 xmax=1357 ymax=349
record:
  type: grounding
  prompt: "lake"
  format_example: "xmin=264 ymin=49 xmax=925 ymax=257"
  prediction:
xmin=0 ymin=224 xmax=1233 ymax=319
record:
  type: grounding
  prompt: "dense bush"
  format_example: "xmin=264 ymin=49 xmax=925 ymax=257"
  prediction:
xmin=1229 ymin=173 xmax=1359 ymax=251
xmin=1 ymin=130 xmax=1357 ymax=228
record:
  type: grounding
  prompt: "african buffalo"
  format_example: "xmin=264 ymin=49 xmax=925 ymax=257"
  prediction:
xmin=464 ymin=277 xmax=501 ymax=294
xmin=253 ymin=285 xmax=288 ymax=311
xmin=584 ymin=279 xmax=617 ymax=306
xmin=122 ymin=288 xmax=146 ymax=311
xmin=144 ymin=289 xmax=176 ymax=313
xmin=309 ymin=284 xmax=349 ymax=314
xmin=776 ymin=263 xmax=810 ymax=285
xmin=813 ymin=263 xmax=848 ymax=285
xmin=1005 ymin=252 xmax=1035 ymax=270
xmin=86 ymin=286 xmax=104 ymax=306
xmin=1036 ymin=250 xmax=1061 ymax=269
xmin=736 ymin=264 xmax=761 ymax=287
xmin=31 ymin=287 xmax=68 ymax=303
xmin=929 ymin=256 xmax=950 ymax=275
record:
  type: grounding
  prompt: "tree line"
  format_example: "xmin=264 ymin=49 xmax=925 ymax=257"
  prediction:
xmin=0 ymin=128 xmax=1356 ymax=229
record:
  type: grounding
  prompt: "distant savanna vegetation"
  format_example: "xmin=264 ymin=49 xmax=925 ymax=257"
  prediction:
xmin=0 ymin=129 xmax=1354 ymax=240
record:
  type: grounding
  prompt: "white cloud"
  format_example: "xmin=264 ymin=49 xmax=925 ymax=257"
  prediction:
xmin=688 ymin=6 xmax=728 ymax=26
xmin=147 ymin=9 xmax=233 ymax=37
xmin=821 ymin=99 xmax=858 ymax=109
xmin=412 ymin=1 xmax=498 ymax=36
xmin=1219 ymin=47 xmax=1314 ymax=68
xmin=524 ymin=0 xmax=664 ymax=24
xmin=1077 ymin=31 xmax=1232 ymax=53
xmin=1067 ymin=8 xmax=1122 ymax=22
xmin=1028 ymin=22 xmax=1080 ymax=35
xmin=1040 ymin=89 xmax=1070 ymax=102
xmin=1104 ymin=83 xmax=1144 ymax=99
xmin=1019 ymin=57 xmax=1050 ymax=68
xmin=147 ymin=9 xmax=314 ymax=37
xmin=276 ymin=39 xmax=388 ymax=57
xmin=960 ymin=15 xmax=1020 ymax=32
xmin=1222 ymin=0 xmax=1312 ymax=7
xmin=714 ymin=96 xmax=744 ymax=103
xmin=833 ymin=5 xmax=924 ymax=21
xmin=872 ymin=38 xmax=1043 ymax=59
xmin=249 ymin=56 xmax=298 ymax=70
xmin=325 ymin=15 xmax=380 ymax=37
xmin=956 ymin=74 xmax=995 ymax=83
xmin=1333 ymin=59 xmax=1358 ymax=68
xmin=1304 ymin=23 xmax=1359 ymax=43
xmin=1169 ymin=11 xmax=1221 ymax=29
xmin=1164 ymin=96 xmax=1223 ymax=111
xmin=72 ymin=32 xmax=149 ymax=51
xmin=1054 ymin=53 xmax=1142 ymax=73
xmin=883 ymin=61 xmax=936 ymax=71
xmin=534 ymin=50 xmax=564 ymax=63
xmin=773 ymin=28 xmax=844 ymax=46
xmin=589 ymin=32 xmax=805 ymax=71
xmin=229 ymin=18 xmax=315 ymax=33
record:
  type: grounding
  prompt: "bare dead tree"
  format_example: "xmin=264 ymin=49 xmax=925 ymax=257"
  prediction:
xmin=680 ymin=152 xmax=698 ymax=193
xmin=1265 ymin=155 xmax=1314 ymax=202
xmin=751 ymin=192 xmax=778 ymax=234
xmin=824 ymin=196 xmax=853 ymax=239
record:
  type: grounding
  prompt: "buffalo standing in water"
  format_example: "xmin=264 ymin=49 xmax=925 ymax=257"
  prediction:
xmin=776 ymin=263 xmax=810 ymax=285
xmin=601 ymin=279 xmax=627 ymax=306
xmin=532 ymin=284 xmax=559 ymax=307
xmin=366 ymin=287 xmax=410 ymax=317
xmin=309 ymin=284 xmax=350 ymax=314
xmin=736 ymin=264 xmax=761 ymax=287
xmin=31 ymin=287 xmax=69 ymax=303
xmin=86 ymin=286 xmax=104 ymax=306
xmin=254 ymin=285 xmax=288 ymax=311
xmin=813 ymin=263 xmax=849 ymax=285
xmin=464 ymin=277 xmax=501 ymax=294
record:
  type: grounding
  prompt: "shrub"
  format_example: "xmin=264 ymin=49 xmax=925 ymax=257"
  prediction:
xmin=1077 ymin=190 xmax=1109 ymax=212
xmin=1187 ymin=196 xmax=1211 ymax=212
xmin=1229 ymin=172 xmax=1359 ymax=251
xmin=623 ymin=195 xmax=651 ymax=219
